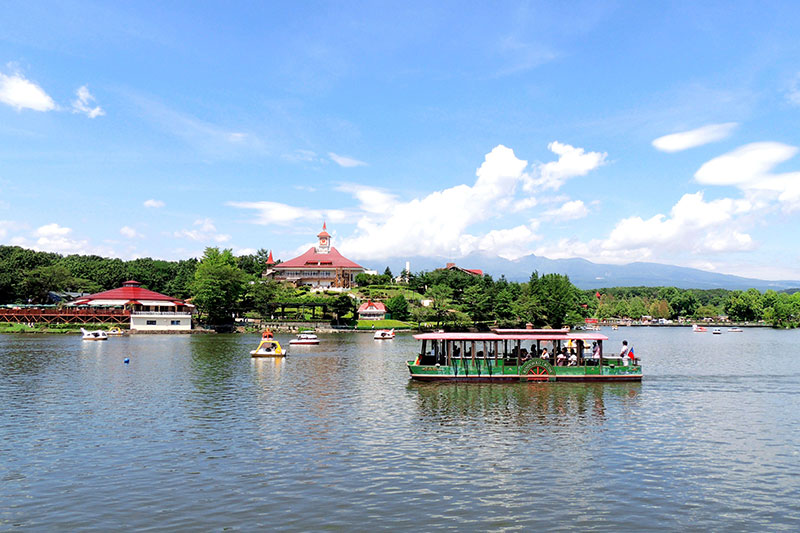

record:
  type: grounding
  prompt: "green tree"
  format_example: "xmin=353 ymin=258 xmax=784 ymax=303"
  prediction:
xmin=21 ymin=265 xmax=74 ymax=304
xmin=190 ymin=248 xmax=247 ymax=324
xmin=385 ymin=294 xmax=410 ymax=321
xmin=425 ymin=284 xmax=453 ymax=327
xmin=462 ymin=284 xmax=492 ymax=325
xmin=332 ymin=293 xmax=356 ymax=324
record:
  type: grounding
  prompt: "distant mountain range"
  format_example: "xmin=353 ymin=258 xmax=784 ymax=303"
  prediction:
xmin=360 ymin=253 xmax=800 ymax=291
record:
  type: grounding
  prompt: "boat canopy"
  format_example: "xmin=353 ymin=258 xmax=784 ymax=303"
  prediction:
xmin=413 ymin=330 xmax=608 ymax=342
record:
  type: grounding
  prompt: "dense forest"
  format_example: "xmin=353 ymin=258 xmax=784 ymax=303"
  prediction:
xmin=1 ymin=245 xmax=799 ymax=328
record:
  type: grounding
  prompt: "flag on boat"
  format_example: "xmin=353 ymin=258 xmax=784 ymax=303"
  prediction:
xmin=628 ymin=347 xmax=635 ymax=359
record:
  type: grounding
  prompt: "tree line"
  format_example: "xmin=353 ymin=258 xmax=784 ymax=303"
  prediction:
xmin=1 ymin=244 xmax=798 ymax=328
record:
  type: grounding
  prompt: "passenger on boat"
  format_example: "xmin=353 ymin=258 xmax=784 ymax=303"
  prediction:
xmin=540 ymin=348 xmax=549 ymax=362
xmin=556 ymin=349 xmax=567 ymax=366
xmin=520 ymin=348 xmax=529 ymax=361
xmin=568 ymin=350 xmax=578 ymax=366
xmin=592 ymin=342 xmax=600 ymax=359
xmin=620 ymin=340 xmax=631 ymax=366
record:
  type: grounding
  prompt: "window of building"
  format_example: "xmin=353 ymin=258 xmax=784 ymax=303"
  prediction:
xmin=170 ymin=320 xmax=181 ymax=326
xmin=146 ymin=320 xmax=157 ymax=326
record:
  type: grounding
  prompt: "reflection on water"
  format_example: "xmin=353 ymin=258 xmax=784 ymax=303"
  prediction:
xmin=1 ymin=329 xmax=799 ymax=531
xmin=408 ymin=381 xmax=641 ymax=428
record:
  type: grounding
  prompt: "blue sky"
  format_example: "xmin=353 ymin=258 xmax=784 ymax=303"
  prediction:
xmin=2 ymin=1 xmax=800 ymax=279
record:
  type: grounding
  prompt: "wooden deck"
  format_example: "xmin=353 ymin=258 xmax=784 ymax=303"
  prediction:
xmin=0 ymin=308 xmax=131 ymax=325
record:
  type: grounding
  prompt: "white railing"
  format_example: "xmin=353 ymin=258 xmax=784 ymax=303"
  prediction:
xmin=132 ymin=311 xmax=193 ymax=316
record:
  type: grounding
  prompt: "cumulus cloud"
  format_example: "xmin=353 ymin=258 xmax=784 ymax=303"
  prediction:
xmin=230 ymin=143 xmax=608 ymax=261
xmin=0 ymin=71 xmax=56 ymax=112
xmin=336 ymin=185 xmax=397 ymax=214
xmin=30 ymin=223 xmax=115 ymax=255
xmin=652 ymin=122 xmax=738 ymax=153
xmin=535 ymin=192 xmax=755 ymax=266
xmin=543 ymin=200 xmax=589 ymax=220
xmin=71 ymin=85 xmax=105 ymax=118
xmin=143 ymin=199 xmax=165 ymax=208
xmin=525 ymin=141 xmax=607 ymax=191
xmin=329 ymin=152 xmax=367 ymax=167
xmin=338 ymin=145 xmax=537 ymax=259
xmin=120 ymin=226 xmax=142 ymax=239
xmin=173 ymin=218 xmax=231 ymax=243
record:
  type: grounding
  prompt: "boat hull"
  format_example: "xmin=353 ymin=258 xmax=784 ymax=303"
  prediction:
xmin=250 ymin=352 xmax=285 ymax=358
xmin=407 ymin=358 xmax=642 ymax=383
xmin=289 ymin=341 xmax=319 ymax=345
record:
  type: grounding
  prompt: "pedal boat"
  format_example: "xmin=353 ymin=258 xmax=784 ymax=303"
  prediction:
xmin=374 ymin=329 xmax=395 ymax=340
xmin=250 ymin=338 xmax=286 ymax=357
xmin=289 ymin=333 xmax=319 ymax=345
xmin=81 ymin=328 xmax=109 ymax=341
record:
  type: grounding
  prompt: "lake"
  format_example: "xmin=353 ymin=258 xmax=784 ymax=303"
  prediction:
xmin=1 ymin=328 xmax=799 ymax=531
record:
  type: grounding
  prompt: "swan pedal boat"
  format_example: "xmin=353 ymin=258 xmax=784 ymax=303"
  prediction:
xmin=81 ymin=328 xmax=109 ymax=341
xmin=374 ymin=329 xmax=395 ymax=340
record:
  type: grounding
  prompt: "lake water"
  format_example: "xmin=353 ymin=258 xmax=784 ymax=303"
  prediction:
xmin=1 ymin=328 xmax=799 ymax=531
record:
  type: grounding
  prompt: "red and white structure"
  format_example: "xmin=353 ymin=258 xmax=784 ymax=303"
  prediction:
xmin=358 ymin=300 xmax=387 ymax=320
xmin=71 ymin=280 xmax=194 ymax=331
xmin=267 ymin=223 xmax=365 ymax=288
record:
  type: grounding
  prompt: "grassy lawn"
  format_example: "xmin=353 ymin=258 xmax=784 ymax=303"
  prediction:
xmin=356 ymin=319 xmax=412 ymax=330
xmin=0 ymin=322 xmax=118 ymax=334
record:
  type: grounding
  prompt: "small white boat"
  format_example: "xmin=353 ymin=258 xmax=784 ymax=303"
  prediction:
xmin=712 ymin=328 xmax=722 ymax=335
xmin=250 ymin=338 xmax=286 ymax=357
xmin=289 ymin=333 xmax=319 ymax=345
xmin=81 ymin=328 xmax=108 ymax=341
xmin=728 ymin=327 xmax=743 ymax=332
xmin=374 ymin=329 xmax=395 ymax=340
xmin=692 ymin=324 xmax=707 ymax=332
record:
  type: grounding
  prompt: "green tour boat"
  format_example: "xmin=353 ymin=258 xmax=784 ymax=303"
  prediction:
xmin=407 ymin=328 xmax=641 ymax=382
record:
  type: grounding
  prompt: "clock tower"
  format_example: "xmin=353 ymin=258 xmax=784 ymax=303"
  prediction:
xmin=317 ymin=222 xmax=331 ymax=253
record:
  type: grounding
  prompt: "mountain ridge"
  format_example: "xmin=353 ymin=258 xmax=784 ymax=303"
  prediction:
xmin=357 ymin=253 xmax=800 ymax=291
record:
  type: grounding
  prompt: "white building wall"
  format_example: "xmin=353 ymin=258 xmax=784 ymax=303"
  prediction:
xmin=131 ymin=313 xmax=192 ymax=331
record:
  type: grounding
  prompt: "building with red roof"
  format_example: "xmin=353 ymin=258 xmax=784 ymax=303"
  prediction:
xmin=357 ymin=300 xmax=386 ymax=320
xmin=267 ymin=223 xmax=365 ymax=288
xmin=439 ymin=262 xmax=484 ymax=277
xmin=72 ymin=280 xmax=193 ymax=331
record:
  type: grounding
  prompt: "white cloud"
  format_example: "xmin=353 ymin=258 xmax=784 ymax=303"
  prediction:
xmin=227 ymin=200 xmax=351 ymax=226
xmin=695 ymin=142 xmax=800 ymax=212
xmin=695 ymin=142 xmax=797 ymax=187
xmin=329 ymin=152 xmax=367 ymax=168
xmin=120 ymin=226 xmax=142 ymax=239
xmin=338 ymin=145 xmax=536 ymax=259
xmin=231 ymin=143 xmax=609 ymax=261
xmin=173 ymin=218 xmax=231 ymax=243
xmin=336 ymin=185 xmax=397 ymax=214
xmin=652 ymin=123 xmax=738 ymax=153
xmin=29 ymin=223 xmax=115 ymax=256
xmin=143 ymin=199 xmax=165 ymax=208
xmin=543 ymin=200 xmax=589 ymax=220
xmin=603 ymin=192 xmax=752 ymax=253
xmin=0 ymin=71 xmax=56 ymax=112
xmin=71 ymin=85 xmax=105 ymax=118
xmin=525 ymin=141 xmax=607 ymax=191
xmin=476 ymin=224 xmax=541 ymax=260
